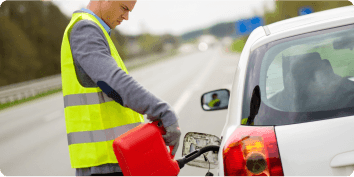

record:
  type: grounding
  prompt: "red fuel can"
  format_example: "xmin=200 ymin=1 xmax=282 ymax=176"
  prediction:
xmin=112 ymin=121 xmax=180 ymax=176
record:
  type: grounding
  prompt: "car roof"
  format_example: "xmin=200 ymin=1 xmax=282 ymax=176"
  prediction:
xmin=266 ymin=5 xmax=354 ymax=35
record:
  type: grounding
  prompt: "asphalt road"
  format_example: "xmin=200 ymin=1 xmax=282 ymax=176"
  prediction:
xmin=0 ymin=46 xmax=240 ymax=176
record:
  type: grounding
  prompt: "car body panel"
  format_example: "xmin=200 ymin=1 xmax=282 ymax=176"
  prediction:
xmin=275 ymin=115 xmax=354 ymax=176
xmin=218 ymin=5 xmax=354 ymax=176
xmin=252 ymin=6 xmax=354 ymax=52
xmin=331 ymin=150 xmax=354 ymax=168
xmin=251 ymin=15 xmax=354 ymax=52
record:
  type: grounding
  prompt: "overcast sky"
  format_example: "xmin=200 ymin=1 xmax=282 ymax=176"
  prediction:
xmin=51 ymin=0 xmax=276 ymax=36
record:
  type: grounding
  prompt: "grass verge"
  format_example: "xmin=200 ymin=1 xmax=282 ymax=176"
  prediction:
xmin=230 ymin=36 xmax=249 ymax=53
xmin=0 ymin=88 xmax=62 ymax=111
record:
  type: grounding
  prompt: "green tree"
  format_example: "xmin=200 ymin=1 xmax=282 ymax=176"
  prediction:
xmin=138 ymin=33 xmax=163 ymax=54
xmin=0 ymin=1 xmax=70 ymax=87
xmin=209 ymin=22 xmax=235 ymax=38
xmin=0 ymin=1 xmax=178 ymax=87
xmin=111 ymin=29 xmax=128 ymax=60
xmin=161 ymin=34 xmax=179 ymax=49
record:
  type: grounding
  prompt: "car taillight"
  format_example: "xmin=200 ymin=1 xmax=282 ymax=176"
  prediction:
xmin=223 ymin=126 xmax=284 ymax=176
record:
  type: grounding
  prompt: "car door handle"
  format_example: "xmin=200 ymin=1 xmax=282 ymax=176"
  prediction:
xmin=330 ymin=150 xmax=354 ymax=167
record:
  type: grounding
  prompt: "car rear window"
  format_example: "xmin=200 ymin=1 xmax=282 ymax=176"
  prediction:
xmin=241 ymin=23 xmax=354 ymax=126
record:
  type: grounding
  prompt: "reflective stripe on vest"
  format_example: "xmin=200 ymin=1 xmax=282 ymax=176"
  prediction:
xmin=67 ymin=122 xmax=141 ymax=145
xmin=241 ymin=118 xmax=254 ymax=125
xmin=64 ymin=92 xmax=114 ymax=108
xmin=241 ymin=118 xmax=248 ymax=125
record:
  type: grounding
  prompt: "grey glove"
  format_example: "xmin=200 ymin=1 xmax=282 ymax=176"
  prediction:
xmin=161 ymin=120 xmax=181 ymax=156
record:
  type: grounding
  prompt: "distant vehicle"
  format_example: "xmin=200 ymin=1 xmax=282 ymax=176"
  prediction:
xmin=198 ymin=35 xmax=217 ymax=51
xmin=178 ymin=43 xmax=196 ymax=53
xmin=221 ymin=37 xmax=233 ymax=48
xmin=198 ymin=42 xmax=208 ymax=51
xmin=179 ymin=5 xmax=354 ymax=176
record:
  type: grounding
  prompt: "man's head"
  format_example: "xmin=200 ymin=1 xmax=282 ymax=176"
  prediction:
xmin=87 ymin=0 xmax=137 ymax=29
xmin=212 ymin=93 xmax=218 ymax=99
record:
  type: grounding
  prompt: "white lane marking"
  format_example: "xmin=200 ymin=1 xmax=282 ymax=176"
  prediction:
xmin=172 ymin=89 xmax=194 ymax=115
xmin=173 ymin=49 xmax=219 ymax=115
xmin=43 ymin=110 xmax=64 ymax=122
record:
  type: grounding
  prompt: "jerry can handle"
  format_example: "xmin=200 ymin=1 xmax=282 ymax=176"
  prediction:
xmin=152 ymin=121 xmax=175 ymax=159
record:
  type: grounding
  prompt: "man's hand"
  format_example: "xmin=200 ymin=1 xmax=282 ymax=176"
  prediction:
xmin=161 ymin=121 xmax=181 ymax=156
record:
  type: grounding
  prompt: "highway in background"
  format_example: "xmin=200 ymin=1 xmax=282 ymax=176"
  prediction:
xmin=0 ymin=46 xmax=240 ymax=176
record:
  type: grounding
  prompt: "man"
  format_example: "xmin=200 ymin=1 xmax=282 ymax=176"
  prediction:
xmin=208 ymin=93 xmax=221 ymax=108
xmin=60 ymin=0 xmax=181 ymax=176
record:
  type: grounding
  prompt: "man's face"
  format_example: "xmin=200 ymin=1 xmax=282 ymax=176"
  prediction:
xmin=101 ymin=1 xmax=136 ymax=29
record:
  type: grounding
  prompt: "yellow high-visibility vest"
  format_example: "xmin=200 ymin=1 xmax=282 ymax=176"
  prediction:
xmin=208 ymin=99 xmax=220 ymax=107
xmin=60 ymin=12 xmax=144 ymax=168
xmin=241 ymin=118 xmax=254 ymax=125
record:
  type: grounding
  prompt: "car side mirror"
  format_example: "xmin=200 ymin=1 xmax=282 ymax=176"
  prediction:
xmin=181 ymin=132 xmax=221 ymax=169
xmin=201 ymin=89 xmax=230 ymax=111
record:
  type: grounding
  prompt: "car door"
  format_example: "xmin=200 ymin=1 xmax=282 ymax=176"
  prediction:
xmin=275 ymin=116 xmax=354 ymax=176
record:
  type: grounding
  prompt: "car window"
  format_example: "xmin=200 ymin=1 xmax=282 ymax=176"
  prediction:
xmin=265 ymin=38 xmax=354 ymax=101
xmin=241 ymin=24 xmax=354 ymax=126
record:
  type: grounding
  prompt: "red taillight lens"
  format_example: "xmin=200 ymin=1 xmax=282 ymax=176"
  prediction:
xmin=223 ymin=127 xmax=284 ymax=176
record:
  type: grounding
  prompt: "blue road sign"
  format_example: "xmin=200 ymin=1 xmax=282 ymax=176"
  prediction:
xmin=235 ymin=16 xmax=264 ymax=36
xmin=298 ymin=6 xmax=313 ymax=16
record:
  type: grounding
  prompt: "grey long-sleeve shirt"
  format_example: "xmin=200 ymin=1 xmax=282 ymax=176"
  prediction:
xmin=69 ymin=10 xmax=178 ymax=176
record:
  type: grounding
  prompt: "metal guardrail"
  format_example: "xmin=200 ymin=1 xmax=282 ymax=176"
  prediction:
xmin=0 ymin=51 xmax=179 ymax=105
xmin=0 ymin=74 xmax=62 ymax=104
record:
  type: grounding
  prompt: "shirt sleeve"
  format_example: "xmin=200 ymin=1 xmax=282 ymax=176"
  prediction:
xmin=69 ymin=20 xmax=178 ymax=127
